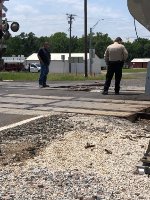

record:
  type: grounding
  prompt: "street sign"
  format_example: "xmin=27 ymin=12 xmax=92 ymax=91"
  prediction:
xmin=69 ymin=57 xmax=84 ymax=63
xmin=127 ymin=0 xmax=150 ymax=31
xmin=2 ymin=4 xmax=8 ymax=12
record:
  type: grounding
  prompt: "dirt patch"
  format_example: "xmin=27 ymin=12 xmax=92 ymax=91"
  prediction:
xmin=0 ymin=113 xmax=149 ymax=167
xmin=0 ymin=114 xmax=74 ymax=166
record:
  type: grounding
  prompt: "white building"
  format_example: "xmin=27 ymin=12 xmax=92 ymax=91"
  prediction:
xmin=2 ymin=55 xmax=25 ymax=64
xmin=1 ymin=55 xmax=25 ymax=71
xmin=26 ymin=53 xmax=103 ymax=74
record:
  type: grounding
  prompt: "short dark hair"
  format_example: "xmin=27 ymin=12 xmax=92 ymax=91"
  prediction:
xmin=44 ymin=42 xmax=49 ymax=45
xmin=115 ymin=37 xmax=122 ymax=42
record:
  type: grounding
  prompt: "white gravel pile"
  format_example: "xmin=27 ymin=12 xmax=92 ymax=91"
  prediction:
xmin=0 ymin=114 xmax=150 ymax=200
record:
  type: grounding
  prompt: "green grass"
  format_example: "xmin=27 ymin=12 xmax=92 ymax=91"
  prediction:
xmin=0 ymin=72 xmax=106 ymax=81
xmin=0 ymin=72 xmax=39 ymax=81
xmin=122 ymin=68 xmax=147 ymax=73
xmin=0 ymin=68 xmax=147 ymax=81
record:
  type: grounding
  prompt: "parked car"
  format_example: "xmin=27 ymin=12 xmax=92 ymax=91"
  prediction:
xmin=29 ymin=63 xmax=41 ymax=73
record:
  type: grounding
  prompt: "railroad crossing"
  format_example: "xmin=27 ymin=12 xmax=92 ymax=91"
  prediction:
xmin=0 ymin=80 xmax=150 ymax=129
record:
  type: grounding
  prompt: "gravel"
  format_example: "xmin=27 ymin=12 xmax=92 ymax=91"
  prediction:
xmin=0 ymin=113 xmax=150 ymax=200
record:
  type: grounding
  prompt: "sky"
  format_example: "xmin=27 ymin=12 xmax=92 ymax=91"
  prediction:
xmin=3 ymin=0 xmax=150 ymax=42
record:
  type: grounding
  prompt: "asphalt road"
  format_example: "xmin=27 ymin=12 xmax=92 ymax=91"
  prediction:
xmin=0 ymin=74 xmax=149 ymax=129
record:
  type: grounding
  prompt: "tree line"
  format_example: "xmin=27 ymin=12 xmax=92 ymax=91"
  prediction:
xmin=4 ymin=32 xmax=150 ymax=62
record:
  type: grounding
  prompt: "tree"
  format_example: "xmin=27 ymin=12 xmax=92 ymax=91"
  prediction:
xmin=49 ymin=32 xmax=69 ymax=53
xmin=75 ymin=36 xmax=85 ymax=53
xmin=124 ymin=41 xmax=134 ymax=61
xmin=93 ymin=32 xmax=112 ymax=58
xmin=5 ymin=35 xmax=22 ymax=56
xmin=21 ymin=32 xmax=39 ymax=56
xmin=3 ymin=31 xmax=150 ymax=61
xmin=128 ymin=38 xmax=150 ymax=59
xmin=5 ymin=32 xmax=39 ymax=57
xmin=143 ymin=43 xmax=150 ymax=57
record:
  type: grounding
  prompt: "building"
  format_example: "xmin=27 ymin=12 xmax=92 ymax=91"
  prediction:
xmin=1 ymin=55 xmax=25 ymax=71
xmin=130 ymin=58 xmax=150 ymax=68
xmin=100 ymin=59 xmax=107 ymax=70
xmin=26 ymin=53 xmax=102 ymax=74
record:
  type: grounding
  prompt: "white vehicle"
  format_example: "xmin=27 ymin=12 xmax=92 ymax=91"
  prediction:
xmin=29 ymin=63 xmax=41 ymax=73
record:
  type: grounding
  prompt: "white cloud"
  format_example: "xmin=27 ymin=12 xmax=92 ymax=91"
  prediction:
xmin=3 ymin=0 xmax=150 ymax=40
xmin=13 ymin=5 xmax=39 ymax=14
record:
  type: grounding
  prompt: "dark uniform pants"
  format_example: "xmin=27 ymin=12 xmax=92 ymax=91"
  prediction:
xmin=103 ymin=61 xmax=124 ymax=93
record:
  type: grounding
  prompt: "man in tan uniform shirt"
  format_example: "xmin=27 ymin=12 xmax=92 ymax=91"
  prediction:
xmin=102 ymin=37 xmax=128 ymax=95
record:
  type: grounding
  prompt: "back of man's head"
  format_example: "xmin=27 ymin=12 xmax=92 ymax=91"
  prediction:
xmin=114 ymin=37 xmax=122 ymax=43
xmin=43 ymin=42 xmax=49 ymax=48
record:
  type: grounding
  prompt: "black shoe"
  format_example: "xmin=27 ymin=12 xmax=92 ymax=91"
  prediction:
xmin=102 ymin=91 xmax=108 ymax=95
xmin=43 ymin=84 xmax=49 ymax=87
xmin=115 ymin=92 xmax=120 ymax=95
xmin=39 ymin=85 xmax=44 ymax=88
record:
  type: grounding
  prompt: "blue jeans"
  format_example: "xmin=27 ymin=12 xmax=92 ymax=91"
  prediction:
xmin=39 ymin=64 xmax=49 ymax=86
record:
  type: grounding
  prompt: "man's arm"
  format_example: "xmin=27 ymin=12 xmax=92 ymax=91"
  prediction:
xmin=38 ymin=55 xmax=44 ymax=65
xmin=122 ymin=46 xmax=128 ymax=61
xmin=104 ymin=48 xmax=109 ymax=65
xmin=38 ymin=49 xmax=44 ymax=65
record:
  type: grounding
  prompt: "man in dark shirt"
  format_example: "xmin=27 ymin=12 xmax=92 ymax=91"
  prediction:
xmin=38 ymin=42 xmax=51 ymax=88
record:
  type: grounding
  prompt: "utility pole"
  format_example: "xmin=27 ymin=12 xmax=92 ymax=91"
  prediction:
xmin=84 ymin=0 xmax=88 ymax=77
xmin=0 ymin=0 xmax=4 ymax=69
xmin=89 ymin=19 xmax=104 ymax=75
xmin=0 ymin=0 xmax=2 ymax=31
xmin=66 ymin=13 xmax=76 ymax=73
xmin=89 ymin=27 xmax=93 ymax=75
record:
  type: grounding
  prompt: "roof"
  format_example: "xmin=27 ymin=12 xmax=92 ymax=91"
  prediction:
xmin=131 ymin=58 xmax=150 ymax=63
xmin=26 ymin=53 xmax=91 ymax=61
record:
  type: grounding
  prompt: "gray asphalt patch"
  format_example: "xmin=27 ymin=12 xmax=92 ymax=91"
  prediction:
xmin=0 ymin=113 xmax=35 ymax=128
